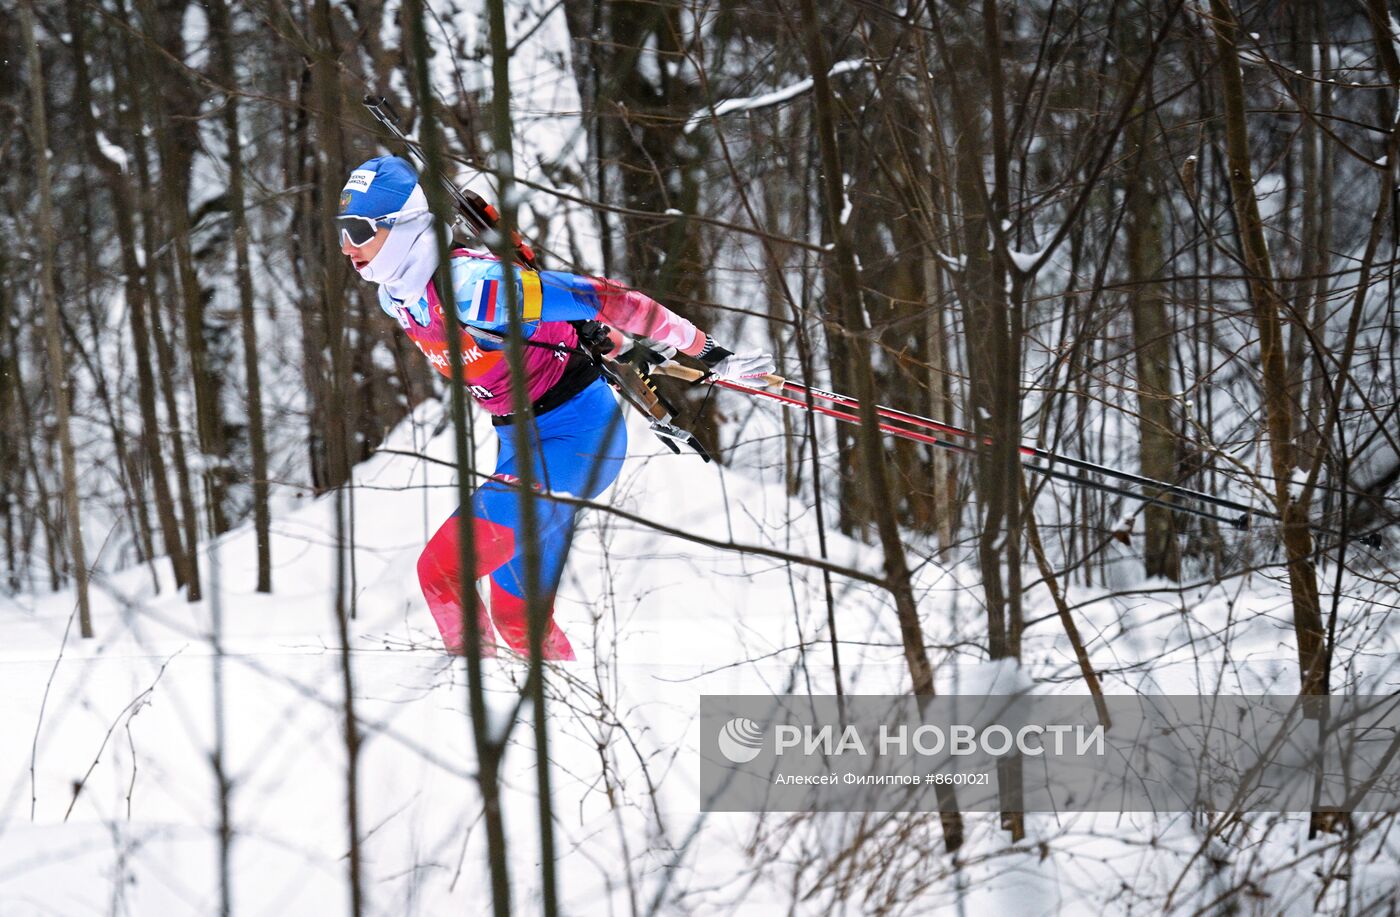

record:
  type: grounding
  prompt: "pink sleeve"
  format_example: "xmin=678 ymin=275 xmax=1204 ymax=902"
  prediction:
xmin=591 ymin=278 xmax=705 ymax=355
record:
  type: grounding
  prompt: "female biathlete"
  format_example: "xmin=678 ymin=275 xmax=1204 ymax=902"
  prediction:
xmin=338 ymin=156 xmax=771 ymax=660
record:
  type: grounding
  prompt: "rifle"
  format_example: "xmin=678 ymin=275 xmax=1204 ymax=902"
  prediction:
xmin=363 ymin=95 xmax=537 ymax=268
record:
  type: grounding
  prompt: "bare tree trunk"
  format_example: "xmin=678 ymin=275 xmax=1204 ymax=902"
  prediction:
xmin=759 ymin=183 xmax=801 ymax=497
xmin=68 ymin=291 xmax=154 ymax=570
xmin=913 ymin=76 xmax=965 ymax=556
xmin=144 ymin=239 xmax=205 ymax=602
xmin=484 ymin=0 xmax=561 ymax=908
xmin=121 ymin=0 xmax=203 ymax=601
xmin=138 ymin=0 xmax=232 ymax=537
xmin=1210 ymin=0 xmax=1326 ymax=701
xmin=0 ymin=265 xmax=56 ymax=595
xmin=200 ymin=8 xmax=245 ymax=904
xmin=561 ymin=0 xmax=616 ymax=276
xmin=924 ymin=261 xmax=958 ymax=556
xmin=1303 ymin=3 xmax=1333 ymax=459
xmin=1124 ymin=76 xmax=1181 ymax=581
xmin=0 ymin=280 xmax=21 ymax=592
xmin=64 ymin=0 xmax=191 ymax=593
xmin=21 ymin=0 xmax=93 ymax=637
xmin=932 ymin=2 xmax=1013 ymax=661
xmin=3 ymin=293 xmax=62 ymax=593
xmin=404 ymin=0 xmax=516 ymax=911
xmin=295 ymin=99 xmax=335 ymax=490
xmin=208 ymin=0 xmax=273 ymax=593
xmin=798 ymin=0 xmax=962 ymax=853
xmin=308 ymin=0 xmax=363 ymax=909
xmin=1286 ymin=12 xmax=1314 ymax=450
xmin=70 ymin=164 xmax=156 ymax=573
xmin=927 ymin=0 xmax=1025 ymax=839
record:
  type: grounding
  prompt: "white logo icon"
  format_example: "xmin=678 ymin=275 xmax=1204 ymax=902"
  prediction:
xmin=717 ymin=717 xmax=765 ymax=763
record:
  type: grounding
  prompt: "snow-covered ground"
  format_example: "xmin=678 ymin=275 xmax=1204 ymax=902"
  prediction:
xmin=0 ymin=399 xmax=876 ymax=916
xmin=2 ymin=400 xmax=1397 ymax=915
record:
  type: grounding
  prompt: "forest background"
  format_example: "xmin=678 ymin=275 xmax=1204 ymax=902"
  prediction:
xmin=4 ymin=0 xmax=1400 ymax=913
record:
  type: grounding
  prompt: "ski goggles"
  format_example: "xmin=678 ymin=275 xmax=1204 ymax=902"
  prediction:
xmin=336 ymin=207 xmax=429 ymax=247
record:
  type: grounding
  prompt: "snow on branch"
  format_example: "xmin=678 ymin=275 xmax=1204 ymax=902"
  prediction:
xmin=94 ymin=132 xmax=129 ymax=172
xmin=1008 ymin=245 xmax=1050 ymax=273
xmin=684 ymin=58 xmax=869 ymax=134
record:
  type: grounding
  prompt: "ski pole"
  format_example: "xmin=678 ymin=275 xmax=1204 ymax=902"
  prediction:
xmin=773 ymin=378 xmax=1382 ymax=546
xmin=779 ymin=378 xmax=1263 ymax=520
xmin=651 ymin=364 xmax=1382 ymax=547
xmin=713 ymin=370 xmax=1285 ymax=521
xmin=659 ymin=368 xmax=1253 ymax=530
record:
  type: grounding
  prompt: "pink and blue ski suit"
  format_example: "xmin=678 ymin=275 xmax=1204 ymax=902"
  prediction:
xmin=390 ymin=250 xmax=707 ymax=659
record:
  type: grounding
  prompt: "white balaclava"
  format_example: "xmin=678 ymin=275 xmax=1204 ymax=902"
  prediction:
xmin=357 ymin=183 xmax=441 ymax=303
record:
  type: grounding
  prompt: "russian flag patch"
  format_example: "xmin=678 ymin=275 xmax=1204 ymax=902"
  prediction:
xmin=469 ymin=279 xmax=500 ymax=323
xmin=467 ymin=271 xmax=544 ymax=324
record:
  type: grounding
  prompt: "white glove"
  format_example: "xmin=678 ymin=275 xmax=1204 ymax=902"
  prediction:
xmin=707 ymin=350 xmax=775 ymax=382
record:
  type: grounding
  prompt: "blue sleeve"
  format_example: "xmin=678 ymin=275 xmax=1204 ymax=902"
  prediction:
xmin=450 ymin=257 xmax=604 ymax=330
